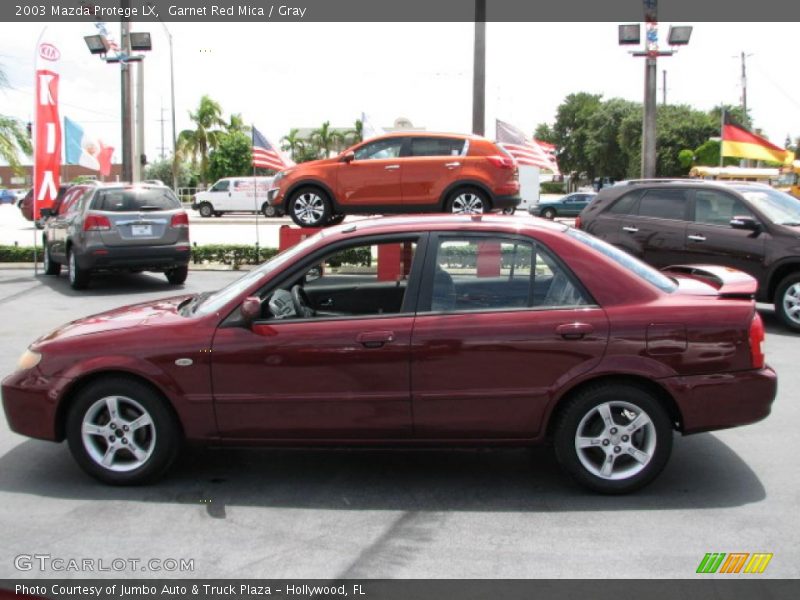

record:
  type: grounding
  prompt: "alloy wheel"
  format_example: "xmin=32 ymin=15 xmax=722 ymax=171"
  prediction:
xmin=451 ymin=192 xmax=485 ymax=214
xmin=81 ymin=395 xmax=156 ymax=472
xmin=293 ymin=192 xmax=325 ymax=225
xmin=782 ymin=283 xmax=800 ymax=325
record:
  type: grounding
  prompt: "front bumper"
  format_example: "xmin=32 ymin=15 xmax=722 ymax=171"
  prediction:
xmin=2 ymin=368 xmax=68 ymax=441
xmin=76 ymin=245 xmax=191 ymax=271
xmin=661 ymin=366 xmax=777 ymax=434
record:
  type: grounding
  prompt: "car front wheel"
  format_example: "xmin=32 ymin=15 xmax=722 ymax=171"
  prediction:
xmin=553 ymin=383 xmax=673 ymax=494
xmin=66 ymin=377 xmax=181 ymax=485
xmin=541 ymin=207 xmax=557 ymax=219
xmin=289 ymin=187 xmax=331 ymax=228
xmin=198 ymin=203 xmax=214 ymax=218
xmin=775 ymin=273 xmax=800 ymax=332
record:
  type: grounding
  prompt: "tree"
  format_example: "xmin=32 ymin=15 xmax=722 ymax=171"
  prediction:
xmin=177 ymin=95 xmax=226 ymax=186
xmin=310 ymin=121 xmax=344 ymax=158
xmin=551 ymin=92 xmax=603 ymax=178
xmin=281 ymin=128 xmax=306 ymax=162
xmin=207 ymin=131 xmax=252 ymax=182
xmin=584 ymin=98 xmax=639 ymax=181
xmin=0 ymin=64 xmax=32 ymax=171
xmin=533 ymin=122 xmax=556 ymax=145
xmin=345 ymin=120 xmax=363 ymax=146
xmin=145 ymin=157 xmax=199 ymax=188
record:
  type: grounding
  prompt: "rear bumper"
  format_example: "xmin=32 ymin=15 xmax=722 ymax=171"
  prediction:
xmin=661 ymin=366 xmax=777 ymax=434
xmin=491 ymin=194 xmax=521 ymax=210
xmin=76 ymin=245 xmax=191 ymax=271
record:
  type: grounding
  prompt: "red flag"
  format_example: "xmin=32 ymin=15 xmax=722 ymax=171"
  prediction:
xmin=33 ymin=37 xmax=62 ymax=219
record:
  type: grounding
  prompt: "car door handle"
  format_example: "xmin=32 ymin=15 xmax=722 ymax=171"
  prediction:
xmin=356 ymin=331 xmax=395 ymax=348
xmin=622 ymin=226 xmax=639 ymax=233
xmin=444 ymin=162 xmax=461 ymax=168
xmin=384 ymin=165 xmax=400 ymax=171
xmin=556 ymin=322 xmax=594 ymax=340
xmin=687 ymin=234 xmax=707 ymax=242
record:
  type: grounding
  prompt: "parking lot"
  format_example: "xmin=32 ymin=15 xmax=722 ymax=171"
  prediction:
xmin=0 ymin=254 xmax=798 ymax=578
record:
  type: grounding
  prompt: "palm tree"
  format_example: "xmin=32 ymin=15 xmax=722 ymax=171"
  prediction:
xmin=310 ymin=121 xmax=344 ymax=158
xmin=177 ymin=95 xmax=226 ymax=187
xmin=345 ymin=119 xmax=364 ymax=147
xmin=0 ymin=64 xmax=32 ymax=171
xmin=281 ymin=128 xmax=305 ymax=162
xmin=226 ymin=112 xmax=247 ymax=134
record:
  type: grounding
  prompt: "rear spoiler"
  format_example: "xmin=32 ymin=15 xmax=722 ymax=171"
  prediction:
xmin=661 ymin=265 xmax=757 ymax=299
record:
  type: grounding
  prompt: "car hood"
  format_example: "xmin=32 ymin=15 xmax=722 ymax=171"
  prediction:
xmin=34 ymin=294 xmax=192 ymax=344
xmin=289 ymin=156 xmax=341 ymax=171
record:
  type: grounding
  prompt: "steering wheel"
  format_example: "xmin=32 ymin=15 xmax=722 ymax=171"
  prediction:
xmin=291 ymin=284 xmax=315 ymax=318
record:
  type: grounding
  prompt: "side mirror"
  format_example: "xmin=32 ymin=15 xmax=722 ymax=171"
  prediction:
xmin=730 ymin=215 xmax=760 ymax=231
xmin=39 ymin=208 xmax=53 ymax=218
xmin=341 ymin=151 xmax=355 ymax=163
xmin=240 ymin=296 xmax=261 ymax=325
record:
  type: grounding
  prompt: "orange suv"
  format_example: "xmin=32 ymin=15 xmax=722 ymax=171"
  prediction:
xmin=268 ymin=132 xmax=521 ymax=227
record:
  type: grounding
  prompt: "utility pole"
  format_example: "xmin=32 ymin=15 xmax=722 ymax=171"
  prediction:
xmin=472 ymin=0 xmax=486 ymax=136
xmin=159 ymin=99 xmax=166 ymax=161
xmin=134 ymin=60 xmax=145 ymax=182
xmin=739 ymin=51 xmax=750 ymax=127
xmin=662 ymin=69 xmax=667 ymax=105
xmin=120 ymin=0 xmax=133 ymax=183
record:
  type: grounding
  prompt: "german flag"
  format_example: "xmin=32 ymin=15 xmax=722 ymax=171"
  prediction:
xmin=722 ymin=115 xmax=793 ymax=164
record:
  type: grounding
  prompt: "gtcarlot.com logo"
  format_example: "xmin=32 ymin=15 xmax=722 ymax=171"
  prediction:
xmin=14 ymin=554 xmax=195 ymax=573
xmin=696 ymin=552 xmax=773 ymax=574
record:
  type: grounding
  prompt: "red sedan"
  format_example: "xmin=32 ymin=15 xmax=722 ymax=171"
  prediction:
xmin=1 ymin=215 xmax=776 ymax=493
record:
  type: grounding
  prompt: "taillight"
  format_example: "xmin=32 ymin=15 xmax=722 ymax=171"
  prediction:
xmin=487 ymin=155 xmax=516 ymax=169
xmin=575 ymin=215 xmax=582 ymax=229
xmin=170 ymin=212 xmax=189 ymax=228
xmin=749 ymin=312 xmax=765 ymax=369
xmin=83 ymin=214 xmax=111 ymax=231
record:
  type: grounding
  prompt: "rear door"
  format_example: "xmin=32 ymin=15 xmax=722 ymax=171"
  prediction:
xmin=89 ymin=187 xmax=183 ymax=247
xmin=620 ymin=188 xmax=690 ymax=267
xmin=410 ymin=233 xmax=609 ymax=438
xmin=401 ymin=136 xmax=467 ymax=206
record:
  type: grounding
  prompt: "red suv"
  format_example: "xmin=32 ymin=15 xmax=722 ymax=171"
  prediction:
xmin=268 ymin=132 xmax=521 ymax=227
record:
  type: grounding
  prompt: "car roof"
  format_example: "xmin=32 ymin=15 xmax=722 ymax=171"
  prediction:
xmin=366 ymin=131 xmax=489 ymax=142
xmin=596 ymin=178 xmax=751 ymax=200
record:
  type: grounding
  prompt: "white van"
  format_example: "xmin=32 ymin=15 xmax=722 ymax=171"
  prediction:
xmin=191 ymin=176 xmax=278 ymax=217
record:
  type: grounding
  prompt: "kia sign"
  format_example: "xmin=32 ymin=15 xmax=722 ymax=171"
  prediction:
xmin=38 ymin=43 xmax=61 ymax=62
xmin=33 ymin=38 xmax=61 ymax=219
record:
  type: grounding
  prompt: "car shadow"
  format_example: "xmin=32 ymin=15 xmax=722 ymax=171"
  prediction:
xmin=758 ymin=304 xmax=797 ymax=338
xmin=34 ymin=271 xmax=187 ymax=298
xmin=0 ymin=433 xmax=765 ymax=515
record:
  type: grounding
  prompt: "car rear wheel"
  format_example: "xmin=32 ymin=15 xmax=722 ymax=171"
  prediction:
xmin=289 ymin=187 xmax=331 ymax=228
xmin=198 ymin=203 xmax=214 ymax=218
xmin=66 ymin=377 xmax=181 ymax=485
xmin=43 ymin=243 xmax=61 ymax=276
xmin=328 ymin=214 xmax=346 ymax=226
xmin=68 ymin=249 xmax=90 ymax=290
xmin=165 ymin=265 xmax=188 ymax=285
xmin=553 ymin=383 xmax=673 ymax=494
xmin=542 ymin=207 xmax=557 ymax=219
xmin=447 ymin=188 xmax=488 ymax=215
xmin=775 ymin=273 xmax=800 ymax=331
xmin=502 ymin=207 xmax=516 ymax=215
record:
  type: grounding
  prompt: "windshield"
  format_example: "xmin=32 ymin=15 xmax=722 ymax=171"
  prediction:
xmin=567 ymin=228 xmax=677 ymax=293
xmin=194 ymin=233 xmax=323 ymax=316
xmin=736 ymin=187 xmax=800 ymax=226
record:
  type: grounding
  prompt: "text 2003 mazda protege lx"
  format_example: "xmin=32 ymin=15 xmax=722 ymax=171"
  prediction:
xmin=2 ymin=216 xmax=776 ymax=493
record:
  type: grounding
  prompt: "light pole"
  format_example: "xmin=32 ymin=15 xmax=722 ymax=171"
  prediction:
xmin=472 ymin=0 xmax=486 ymax=136
xmin=157 ymin=19 xmax=178 ymax=191
xmin=619 ymin=1 xmax=692 ymax=178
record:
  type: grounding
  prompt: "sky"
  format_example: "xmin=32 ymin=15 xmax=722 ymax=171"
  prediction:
xmin=1 ymin=21 xmax=799 ymax=167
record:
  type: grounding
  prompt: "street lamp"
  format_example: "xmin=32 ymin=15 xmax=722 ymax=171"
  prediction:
xmin=619 ymin=2 xmax=692 ymax=178
xmin=83 ymin=5 xmax=151 ymax=183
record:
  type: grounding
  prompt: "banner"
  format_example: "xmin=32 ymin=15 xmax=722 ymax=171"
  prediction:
xmin=65 ymin=116 xmax=114 ymax=176
xmin=33 ymin=30 xmax=62 ymax=219
xmin=721 ymin=114 xmax=793 ymax=164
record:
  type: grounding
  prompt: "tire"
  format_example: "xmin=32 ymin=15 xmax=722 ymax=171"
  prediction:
xmin=68 ymin=249 xmax=90 ymax=290
xmin=198 ymin=203 xmax=214 ymax=218
xmin=502 ymin=207 xmax=516 ymax=215
xmin=35 ymin=219 xmax=45 ymax=230
xmin=65 ymin=377 xmax=181 ymax=485
xmin=446 ymin=187 xmax=489 ymax=215
xmin=542 ymin=207 xmax=557 ymax=220
xmin=328 ymin=214 xmax=346 ymax=226
xmin=774 ymin=272 xmax=800 ymax=332
xmin=213 ymin=211 xmax=223 ymax=218
xmin=553 ymin=383 xmax=673 ymax=494
xmin=262 ymin=203 xmax=277 ymax=218
xmin=43 ymin=243 xmax=61 ymax=276
xmin=165 ymin=265 xmax=189 ymax=285
xmin=288 ymin=187 xmax=332 ymax=228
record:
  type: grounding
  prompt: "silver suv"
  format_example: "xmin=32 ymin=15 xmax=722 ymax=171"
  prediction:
xmin=41 ymin=183 xmax=191 ymax=290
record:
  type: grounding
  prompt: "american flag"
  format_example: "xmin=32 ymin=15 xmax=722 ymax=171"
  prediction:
xmin=252 ymin=126 xmax=294 ymax=172
xmin=496 ymin=119 xmax=560 ymax=175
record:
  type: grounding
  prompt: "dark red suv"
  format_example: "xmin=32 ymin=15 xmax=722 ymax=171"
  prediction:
xmin=268 ymin=132 xmax=521 ymax=227
xmin=577 ymin=180 xmax=800 ymax=331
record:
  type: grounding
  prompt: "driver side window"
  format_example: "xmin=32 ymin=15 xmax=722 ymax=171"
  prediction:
xmin=211 ymin=180 xmax=230 ymax=192
xmin=266 ymin=239 xmax=418 ymax=321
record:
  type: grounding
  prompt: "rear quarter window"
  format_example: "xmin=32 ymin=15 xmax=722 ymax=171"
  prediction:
xmin=92 ymin=188 xmax=181 ymax=212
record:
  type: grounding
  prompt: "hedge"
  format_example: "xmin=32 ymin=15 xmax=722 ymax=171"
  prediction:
xmin=0 ymin=246 xmax=39 ymax=262
xmin=540 ymin=181 xmax=566 ymax=194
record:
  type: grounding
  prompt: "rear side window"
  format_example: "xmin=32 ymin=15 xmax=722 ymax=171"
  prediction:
xmin=606 ymin=193 xmax=639 ymax=215
xmin=410 ymin=137 xmax=466 ymax=157
xmin=91 ymin=188 xmax=180 ymax=212
xmin=637 ymin=189 xmax=689 ymax=220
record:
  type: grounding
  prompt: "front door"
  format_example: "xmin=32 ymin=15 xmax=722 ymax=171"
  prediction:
xmin=336 ymin=137 xmax=406 ymax=207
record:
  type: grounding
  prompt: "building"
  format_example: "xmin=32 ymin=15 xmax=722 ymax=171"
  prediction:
xmin=0 ymin=164 xmax=123 ymax=190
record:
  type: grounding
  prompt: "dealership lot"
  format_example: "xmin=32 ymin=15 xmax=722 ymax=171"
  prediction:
xmin=0 ymin=265 xmax=798 ymax=578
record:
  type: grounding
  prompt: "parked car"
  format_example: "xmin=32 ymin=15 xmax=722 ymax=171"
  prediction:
xmin=0 ymin=189 xmax=16 ymax=204
xmin=192 ymin=176 xmax=276 ymax=218
xmin=2 ymin=215 xmax=775 ymax=492
xmin=577 ymin=180 xmax=800 ymax=331
xmin=19 ymin=184 xmax=72 ymax=228
xmin=268 ymin=132 xmax=521 ymax=227
xmin=40 ymin=183 xmax=190 ymax=290
xmin=530 ymin=192 xmax=596 ymax=219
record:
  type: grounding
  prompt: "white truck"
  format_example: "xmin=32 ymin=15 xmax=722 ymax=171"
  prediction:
xmin=191 ymin=176 xmax=279 ymax=217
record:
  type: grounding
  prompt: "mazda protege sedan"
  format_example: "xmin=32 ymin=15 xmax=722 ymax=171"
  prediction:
xmin=2 ymin=215 xmax=776 ymax=493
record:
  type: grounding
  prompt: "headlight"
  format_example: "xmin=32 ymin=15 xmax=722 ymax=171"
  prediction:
xmin=17 ymin=349 xmax=42 ymax=371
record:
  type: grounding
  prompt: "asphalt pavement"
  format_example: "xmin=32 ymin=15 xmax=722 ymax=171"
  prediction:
xmin=0 ymin=267 xmax=797 ymax=579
